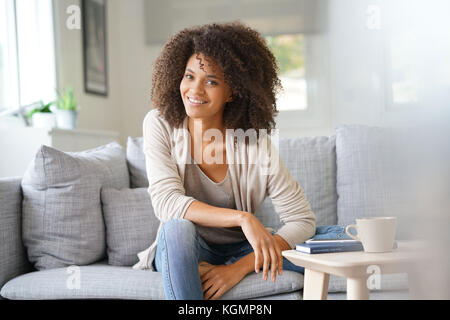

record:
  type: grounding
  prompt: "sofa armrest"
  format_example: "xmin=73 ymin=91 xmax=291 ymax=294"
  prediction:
xmin=0 ymin=177 xmax=33 ymax=291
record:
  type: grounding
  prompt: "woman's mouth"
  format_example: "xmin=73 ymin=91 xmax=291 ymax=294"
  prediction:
xmin=187 ymin=96 xmax=208 ymax=106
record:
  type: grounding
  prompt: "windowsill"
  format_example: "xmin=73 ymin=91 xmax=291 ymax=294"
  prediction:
xmin=0 ymin=125 xmax=119 ymax=138
xmin=0 ymin=116 xmax=27 ymax=130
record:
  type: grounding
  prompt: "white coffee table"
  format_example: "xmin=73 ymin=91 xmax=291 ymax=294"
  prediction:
xmin=282 ymin=241 xmax=424 ymax=300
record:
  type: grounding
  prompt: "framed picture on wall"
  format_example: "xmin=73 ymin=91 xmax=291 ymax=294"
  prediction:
xmin=82 ymin=0 xmax=108 ymax=96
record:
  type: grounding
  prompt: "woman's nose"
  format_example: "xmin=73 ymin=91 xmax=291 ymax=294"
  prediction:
xmin=190 ymin=80 xmax=205 ymax=94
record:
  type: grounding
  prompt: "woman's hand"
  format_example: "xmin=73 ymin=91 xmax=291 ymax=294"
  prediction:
xmin=240 ymin=212 xmax=283 ymax=282
xmin=199 ymin=262 xmax=246 ymax=300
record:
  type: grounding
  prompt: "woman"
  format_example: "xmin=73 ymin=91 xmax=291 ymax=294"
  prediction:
xmin=133 ymin=21 xmax=316 ymax=300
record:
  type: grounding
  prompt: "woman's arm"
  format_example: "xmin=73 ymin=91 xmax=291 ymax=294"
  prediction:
xmin=231 ymin=234 xmax=291 ymax=278
xmin=183 ymin=199 xmax=246 ymax=228
xmin=143 ymin=110 xmax=197 ymax=222
xmin=199 ymin=233 xmax=290 ymax=299
xmin=184 ymin=200 xmax=283 ymax=274
xmin=185 ymin=199 xmax=285 ymax=282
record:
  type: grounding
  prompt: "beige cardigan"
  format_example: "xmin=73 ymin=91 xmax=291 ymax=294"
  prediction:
xmin=132 ymin=109 xmax=316 ymax=270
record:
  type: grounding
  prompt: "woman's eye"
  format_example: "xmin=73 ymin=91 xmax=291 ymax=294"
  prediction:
xmin=184 ymin=74 xmax=217 ymax=86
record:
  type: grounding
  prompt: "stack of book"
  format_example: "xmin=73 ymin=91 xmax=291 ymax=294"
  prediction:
xmin=295 ymin=239 xmax=363 ymax=254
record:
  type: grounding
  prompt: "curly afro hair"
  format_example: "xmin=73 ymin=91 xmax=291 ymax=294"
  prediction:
xmin=150 ymin=21 xmax=282 ymax=135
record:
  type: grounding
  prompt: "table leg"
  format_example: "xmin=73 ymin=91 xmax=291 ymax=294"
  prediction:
xmin=346 ymin=277 xmax=369 ymax=300
xmin=303 ymin=269 xmax=329 ymax=300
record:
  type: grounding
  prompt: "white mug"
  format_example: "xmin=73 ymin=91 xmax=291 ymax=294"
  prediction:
xmin=345 ymin=217 xmax=397 ymax=253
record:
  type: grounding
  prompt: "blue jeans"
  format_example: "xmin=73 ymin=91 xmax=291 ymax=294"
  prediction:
xmin=153 ymin=218 xmax=305 ymax=300
xmin=312 ymin=225 xmax=352 ymax=240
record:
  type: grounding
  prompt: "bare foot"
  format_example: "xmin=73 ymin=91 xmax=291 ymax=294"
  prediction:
xmin=198 ymin=261 xmax=215 ymax=277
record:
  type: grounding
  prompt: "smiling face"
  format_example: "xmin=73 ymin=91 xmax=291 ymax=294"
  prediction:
xmin=180 ymin=53 xmax=232 ymax=127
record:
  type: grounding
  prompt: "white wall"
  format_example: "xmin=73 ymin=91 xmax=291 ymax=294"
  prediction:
xmin=53 ymin=0 xmax=157 ymax=147
xmin=112 ymin=0 xmax=161 ymax=145
xmin=53 ymin=0 xmax=121 ymax=143
xmin=53 ymin=0 xmax=450 ymax=143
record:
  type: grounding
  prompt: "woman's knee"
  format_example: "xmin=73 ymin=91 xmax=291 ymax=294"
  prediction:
xmin=160 ymin=218 xmax=197 ymax=248
xmin=163 ymin=218 xmax=195 ymax=234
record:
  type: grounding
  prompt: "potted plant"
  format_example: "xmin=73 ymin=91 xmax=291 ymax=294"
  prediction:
xmin=26 ymin=100 xmax=56 ymax=129
xmin=53 ymin=87 xmax=78 ymax=129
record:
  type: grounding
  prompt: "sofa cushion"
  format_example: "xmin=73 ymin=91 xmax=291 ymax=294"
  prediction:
xmin=335 ymin=125 xmax=414 ymax=240
xmin=101 ymin=187 xmax=160 ymax=266
xmin=254 ymin=136 xmax=337 ymax=230
xmin=21 ymin=142 xmax=130 ymax=271
xmin=249 ymin=291 xmax=302 ymax=300
xmin=0 ymin=260 xmax=304 ymax=300
xmin=0 ymin=260 xmax=164 ymax=300
xmin=126 ymin=137 xmax=148 ymax=188
xmin=221 ymin=270 xmax=303 ymax=300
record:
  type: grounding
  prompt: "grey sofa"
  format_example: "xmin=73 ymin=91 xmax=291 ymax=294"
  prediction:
xmin=0 ymin=124 xmax=411 ymax=300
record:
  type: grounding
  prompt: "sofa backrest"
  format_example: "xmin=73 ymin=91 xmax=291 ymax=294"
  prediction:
xmin=335 ymin=124 xmax=421 ymax=240
xmin=0 ymin=177 xmax=33 ymax=288
xmin=127 ymin=135 xmax=338 ymax=231
xmin=254 ymin=136 xmax=338 ymax=230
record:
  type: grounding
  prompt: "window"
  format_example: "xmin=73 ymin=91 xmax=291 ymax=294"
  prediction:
xmin=265 ymin=34 xmax=308 ymax=111
xmin=0 ymin=0 xmax=56 ymax=114
xmin=142 ymin=0 xmax=327 ymax=133
xmin=382 ymin=0 xmax=449 ymax=111
xmin=0 ymin=0 xmax=19 ymax=112
xmin=389 ymin=32 xmax=420 ymax=106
